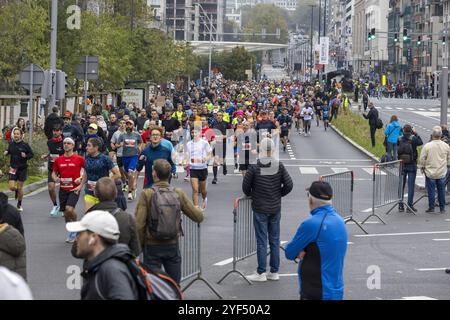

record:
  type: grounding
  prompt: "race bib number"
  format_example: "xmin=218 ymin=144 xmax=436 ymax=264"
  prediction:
xmin=242 ymin=143 xmax=251 ymax=151
xmin=124 ymin=139 xmax=136 ymax=148
xmin=61 ymin=178 xmax=73 ymax=188
xmin=191 ymin=158 xmax=204 ymax=164
xmin=9 ymin=167 xmax=17 ymax=175
xmin=87 ymin=180 xmax=96 ymax=192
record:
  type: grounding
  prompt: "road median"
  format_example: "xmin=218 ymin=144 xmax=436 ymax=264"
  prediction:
xmin=330 ymin=110 xmax=425 ymax=189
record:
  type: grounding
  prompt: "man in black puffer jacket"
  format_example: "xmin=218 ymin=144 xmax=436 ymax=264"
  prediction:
xmin=242 ymin=137 xmax=293 ymax=282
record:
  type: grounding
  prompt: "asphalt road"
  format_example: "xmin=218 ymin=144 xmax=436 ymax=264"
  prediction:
xmin=17 ymin=110 xmax=450 ymax=300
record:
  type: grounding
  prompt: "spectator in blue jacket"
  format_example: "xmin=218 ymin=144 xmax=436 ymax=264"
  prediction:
xmin=285 ymin=181 xmax=347 ymax=300
xmin=384 ymin=115 xmax=402 ymax=161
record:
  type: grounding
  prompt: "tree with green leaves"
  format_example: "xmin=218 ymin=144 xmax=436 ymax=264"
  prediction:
xmin=0 ymin=1 xmax=49 ymax=89
xmin=242 ymin=4 xmax=289 ymax=44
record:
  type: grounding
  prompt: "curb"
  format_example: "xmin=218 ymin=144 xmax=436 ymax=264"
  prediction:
xmin=330 ymin=124 xmax=380 ymax=162
xmin=2 ymin=179 xmax=48 ymax=198
xmin=330 ymin=124 xmax=426 ymax=190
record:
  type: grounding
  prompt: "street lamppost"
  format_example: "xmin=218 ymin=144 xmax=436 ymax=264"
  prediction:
xmin=309 ymin=4 xmax=316 ymax=82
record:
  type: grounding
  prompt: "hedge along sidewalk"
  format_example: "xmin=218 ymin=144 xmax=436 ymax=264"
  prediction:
xmin=330 ymin=110 xmax=426 ymax=189
xmin=0 ymin=175 xmax=48 ymax=198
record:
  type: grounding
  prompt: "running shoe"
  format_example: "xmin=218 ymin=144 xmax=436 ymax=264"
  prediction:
xmin=17 ymin=206 xmax=23 ymax=213
xmin=50 ymin=205 xmax=60 ymax=217
xmin=212 ymin=178 xmax=217 ymax=184
xmin=133 ymin=189 xmax=137 ymax=199
xmin=202 ymin=197 xmax=208 ymax=210
xmin=65 ymin=232 xmax=77 ymax=243
xmin=184 ymin=176 xmax=189 ymax=182
xmin=128 ymin=193 xmax=133 ymax=201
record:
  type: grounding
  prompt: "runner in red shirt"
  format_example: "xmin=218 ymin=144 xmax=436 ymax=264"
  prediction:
xmin=52 ymin=137 xmax=86 ymax=243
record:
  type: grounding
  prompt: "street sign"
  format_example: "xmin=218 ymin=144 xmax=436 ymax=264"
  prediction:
xmin=19 ymin=64 xmax=45 ymax=92
xmin=319 ymin=37 xmax=329 ymax=65
xmin=75 ymin=56 xmax=99 ymax=80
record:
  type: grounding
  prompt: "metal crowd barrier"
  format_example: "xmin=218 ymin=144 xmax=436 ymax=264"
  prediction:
xmin=413 ymin=173 xmax=450 ymax=207
xmin=217 ymin=197 xmax=289 ymax=285
xmin=362 ymin=160 xmax=414 ymax=225
xmin=180 ymin=216 xmax=223 ymax=299
xmin=217 ymin=197 xmax=255 ymax=285
xmin=320 ymin=170 xmax=367 ymax=234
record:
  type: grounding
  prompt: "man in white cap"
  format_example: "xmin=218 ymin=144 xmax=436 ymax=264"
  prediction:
xmin=67 ymin=210 xmax=138 ymax=300
xmin=52 ymin=137 xmax=86 ymax=243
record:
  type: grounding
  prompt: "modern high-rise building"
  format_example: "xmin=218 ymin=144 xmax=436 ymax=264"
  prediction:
xmin=164 ymin=0 xmax=225 ymax=41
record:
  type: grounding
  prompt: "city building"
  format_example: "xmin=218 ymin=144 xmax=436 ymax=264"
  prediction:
xmin=351 ymin=0 xmax=388 ymax=80
xmin=164 ymin=0 xmax=225 ymax=41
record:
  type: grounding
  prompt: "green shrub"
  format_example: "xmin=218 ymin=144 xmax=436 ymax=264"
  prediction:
xmin=0 ymin=133 xmax=48 ymax=184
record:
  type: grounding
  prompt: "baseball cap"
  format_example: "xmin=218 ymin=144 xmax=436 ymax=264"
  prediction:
xmin=126 ymin=119 xmax=134 ymax=126
xmin=0 ymin=267 xmax=33 ymax=300
xmin=237 ymin=110 xmax=244 ymax=116
xmin=63 ymin=111 xmax=72 ymax=119
xmin=66 ymin=210 xmax=120 ymax=241
xmin=88 ymin=123 xmax=98 ymax=130
xmin=306 ymin=181 xmax=333 ymax=201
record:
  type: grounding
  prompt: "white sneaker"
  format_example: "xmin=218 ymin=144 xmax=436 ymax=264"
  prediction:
xmin=267 ymin=272 xmax=280 ymax=281
xmin=184 ymin=176 xmax=189 ymax=182
xmin=133 ymin=189 xmax=137 ymax=199
xmin=128 ymin=193 xmax=133 ymax=201
xmin=50 ymin=205 xmax=60 ymax=217
xmin=202 ymin=197 xmax=208 ymax=210
xmin=246 ymin=272 xmax=267 ymax=282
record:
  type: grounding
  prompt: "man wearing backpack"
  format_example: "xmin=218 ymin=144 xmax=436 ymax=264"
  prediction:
xmin=66 ymin=210 xmax=139 ymax=300
xmin=135 ymin=159 xmax=204 ymax=284
xmin=397 ymin=125 xmax=423 ymax=213
xmin=363 ymin=102 xmax=379 ymax=148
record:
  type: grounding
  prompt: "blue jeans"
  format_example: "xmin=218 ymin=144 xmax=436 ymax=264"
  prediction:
xmin=426 ymin=177 xmax=446 ymax=211
xmin=253 ymin=211 xmax=281 ymax=274
xmin=386 ymin=142 xmax=397 ymax=162
xmin=400 ymin=164 xmax=417 ymax=208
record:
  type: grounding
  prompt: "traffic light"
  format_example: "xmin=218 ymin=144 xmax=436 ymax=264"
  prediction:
xmin=368 ymin=32 xmax=372 ymax=41
xmin=55 ymin=70 xmax=67 ymax=101
xmin=443 ymin=36 xmax=446 ymax=45
xmin=370 ymin=28 xmax=376 ymax=40
xmin=417 ymin=36 xmax=421 ymax=45
xmin=403 ymin=28 xmax=408 ymax=41
xmin=394 ymin=33 xmax=398 ymax=42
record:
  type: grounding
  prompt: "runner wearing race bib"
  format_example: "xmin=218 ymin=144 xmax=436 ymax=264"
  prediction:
xmin=43 ymin=126 xmax=65 ymax=217
xmin=84 ymin=137 xmax=120 ymax=211
xmin=117 ymin=120 xmax=142 ymax=201
xmin=52 ymin=137 xmax=85 ymax=243
xmin=186 ymin=121 xmax=212 ymax=211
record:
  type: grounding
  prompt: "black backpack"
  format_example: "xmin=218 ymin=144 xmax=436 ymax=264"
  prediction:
xmin=398 ymin=136 xmax=414 ymax=164
xmin=148 ymin=186 xmax=182 ymax=240
xmin=376 ymin=118 xmax=383 ymax=129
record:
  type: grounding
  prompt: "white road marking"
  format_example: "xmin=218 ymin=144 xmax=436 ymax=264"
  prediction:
xmin=348 ymin=221 xmax=380 ymax=224
xmin=396 ymin=107 xmax=403 ymax=110
xmin=415 ymin=268 xmax=447 ymax=272
xmin=355 ymin=231 xmax=450 ymax=238
xmin=407 ymin=108 xmax=415 ymax=111
xmin=331 ymin=168 xmax=349 ymax=173
xmin=411 ymin=111 xmax=441 ymax=121
xmin=299 ymin=167 xmax=319 ymax=174
xmin=385 ymin=107 xmax=392 ymax=110
xmin=432 ymin=239 xmax=450 ymax=241
xmin=396 ymin=296 xmax=437 ymax=300
xmin=361 ymin=208 xmax=373 ymax=213
xmin=347 ymin=242 xmax=354 ymax=245
xmin=213 ymin=241 xmax=288 ymax=266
